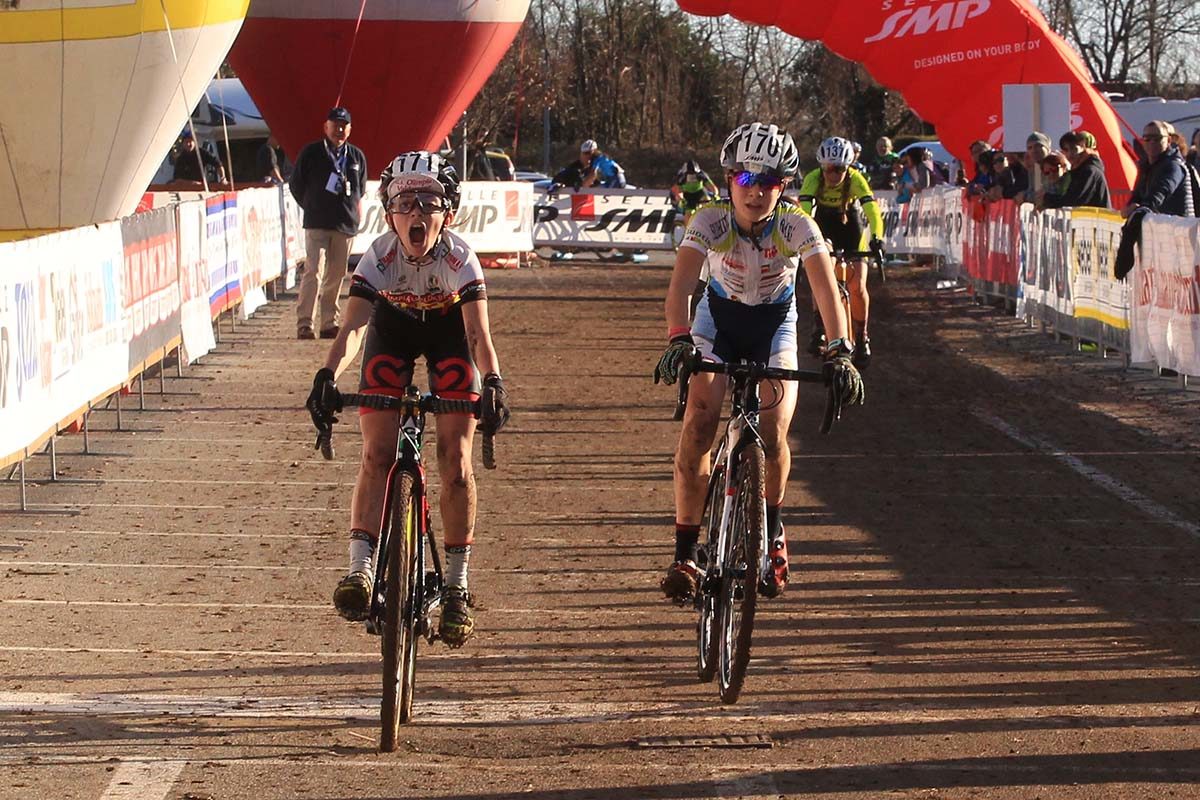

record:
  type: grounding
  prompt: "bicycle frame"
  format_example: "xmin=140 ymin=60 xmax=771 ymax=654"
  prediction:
xmin=703 ymin=370 xmax=770 ymax=590
xmin=370 ymin=388 xmax=443 ymax=639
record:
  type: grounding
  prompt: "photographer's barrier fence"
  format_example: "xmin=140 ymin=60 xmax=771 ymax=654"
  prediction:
xmin=3 ymin=181 xmax=1198 ymax=470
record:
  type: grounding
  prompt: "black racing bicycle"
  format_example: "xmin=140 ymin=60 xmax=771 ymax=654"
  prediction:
xmin=675 ymin=351 xmax=838 ymax=702
xmin=316 ymin=386 xmax=495 ymax=751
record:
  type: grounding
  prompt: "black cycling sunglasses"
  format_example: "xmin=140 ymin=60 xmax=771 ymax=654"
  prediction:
xmin=386 ymin=191 xmax=448 ymax=215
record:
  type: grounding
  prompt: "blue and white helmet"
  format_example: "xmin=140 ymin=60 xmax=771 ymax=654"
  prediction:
xmin=580 ymin=139 xmax=599 ymax=154
xmin=816 ymin=137 xmax=855 ymax=168
xmin=379 ymin=151 xmax=461 ymax=212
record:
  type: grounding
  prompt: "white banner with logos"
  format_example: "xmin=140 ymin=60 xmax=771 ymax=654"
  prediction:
xmin=1017 ymin=204 xmax=1074 ymax=324
xmin=533 ymin=187 xmax=677 ymax=250
xmin=1132 ymin=214 xmax=1200 ymax=373
xmin=177 ymin=200 xmax=216 ymax=363
xmin=0 ymin=224 xmax=127 ymax=461
xmin=874 ymin=187 xmax=964 ymax=266
xmin=351 ymin=180 xmax=534 ymax=256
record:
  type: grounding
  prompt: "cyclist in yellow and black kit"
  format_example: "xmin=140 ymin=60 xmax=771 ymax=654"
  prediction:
xmin=797 ymin=137 xmax=884 ymax=369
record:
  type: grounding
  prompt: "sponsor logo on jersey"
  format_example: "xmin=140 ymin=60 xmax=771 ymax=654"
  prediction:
xmin=864 ymin=0 xmax=989 ymax=43
xmin=380 ymin=289 xmax=460 ymax=312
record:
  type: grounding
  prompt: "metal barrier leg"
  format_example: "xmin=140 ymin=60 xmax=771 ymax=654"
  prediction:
xmin=160 ymin=355 xmax=166 ymax=395
xmin=139 ymin=372 xmax=146 ymax=411
xmin=83 ymin=403 xmax=91 ymax=454
xmin=177 ymin=346 xmax=184 ymax=377
xmin=214 ymin=316 xmax=221 ymax=344
xmin=49 ymin=435 xmax=57 ymax=482
xmin=116 ymin=389 xmax=123 ymax=430
xmin=19 ymin=459 xmax=27 ymax=512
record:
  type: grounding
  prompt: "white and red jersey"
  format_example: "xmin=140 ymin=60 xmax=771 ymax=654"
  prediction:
xmin=681 ymin=200 xmax=827 ymax=306
xmin=349 ymin=229 xmax=486 ymax=314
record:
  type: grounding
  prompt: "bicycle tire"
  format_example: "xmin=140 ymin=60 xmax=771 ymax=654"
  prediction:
xmin=380 ymin=471 xmax=418 ymax=750
xmin=717 ymin=443 xmax=764 ymax=703
xmin=671 ymin=218 xmax=686 ymax=252
xmin=695 ymin=464 xmax=725 ymax=683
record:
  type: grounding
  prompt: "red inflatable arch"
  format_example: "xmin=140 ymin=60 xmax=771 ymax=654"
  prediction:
xmin=676 ymin=0 xmax=1136 ymax=192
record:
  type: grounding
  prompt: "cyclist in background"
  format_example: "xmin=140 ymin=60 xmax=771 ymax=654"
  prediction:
xmin=653 ymin=122 xmax=865 ymax=604
xmin=305 ymin=151 xmax=510 ymax=647
xmin=798 ymin=136 xmax=884 ymax=370
xmin=671 ymin=159 xmax=721 ymax=317
xmin=580 ymin=139 xmax=627 ymax=189
xmin=670 ymin=159 xmax=720 ymax=223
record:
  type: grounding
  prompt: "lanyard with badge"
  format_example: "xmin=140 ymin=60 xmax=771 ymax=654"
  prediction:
xmin=325 ymin=140 xmax=351 ymax=197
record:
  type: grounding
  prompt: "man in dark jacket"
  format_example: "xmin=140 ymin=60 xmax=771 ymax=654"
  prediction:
xmin=1041 ymin=130 xmax=1110 ymax=209
xmin=1122 ymin=120 xmax=1192 ymax=219
xmin=289 ymin=107 xmax=367 ymax=339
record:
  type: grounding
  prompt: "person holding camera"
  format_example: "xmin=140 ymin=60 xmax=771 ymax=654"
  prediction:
xmin=289 ymin=107 xmax=368 ymax=340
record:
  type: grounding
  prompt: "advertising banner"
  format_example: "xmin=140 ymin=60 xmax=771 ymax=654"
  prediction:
xmin=121 ymin=206 xmax=180 ymax=372
xmin=1133 ymin=215 xmax=1200 ymax=374
xmin=352 ymin=180 xmax=536 ymax=256
xmin=963 ymin=197 xmax=1020 ymax=286
xmin=238 ymin=187 xmax=283 ymax=318
xmin=206 ymin=193 xmax=242 ymax=316
xmin=282 ymin=187 xmax=303 ymax=290
xmin=177 ymin=200 xmax=215 ymax=363
xmin=533 ymin=187 xmax=678 ymax=250
xmin=1069 ymin=208 xmax=1129 ymax=351
xmin=0 ymin=224 xmax=126 ymax=464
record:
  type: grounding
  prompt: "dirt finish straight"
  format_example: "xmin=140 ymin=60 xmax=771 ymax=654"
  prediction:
xmin=1 ymin=257 xmax=1199 ymax=799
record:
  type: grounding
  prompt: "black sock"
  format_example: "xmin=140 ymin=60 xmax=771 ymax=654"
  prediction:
xmin=766 ymin=504 xmax=783 ymax=541
xmin=674 ymin=524 xmax=700 ymax=563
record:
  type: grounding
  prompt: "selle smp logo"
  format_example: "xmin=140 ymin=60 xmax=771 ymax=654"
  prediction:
xmin=864 ymin=0 xmax=990 ymax=43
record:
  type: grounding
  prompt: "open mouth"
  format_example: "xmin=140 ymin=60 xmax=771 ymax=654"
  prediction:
xmin=408 ymin=223 xmax=427 ymax=250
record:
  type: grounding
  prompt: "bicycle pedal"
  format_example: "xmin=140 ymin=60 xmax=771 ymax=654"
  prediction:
xmin=365 ymin=618 xmax=381 ymax=636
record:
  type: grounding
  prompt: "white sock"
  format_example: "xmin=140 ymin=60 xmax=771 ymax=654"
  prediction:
xmin=445 ymin=544 xmax=470 ymax=590
xmin=349 ymin=531 xmax=375 ymax=575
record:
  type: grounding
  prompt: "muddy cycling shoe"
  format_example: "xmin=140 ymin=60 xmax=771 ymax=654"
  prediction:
xmin=439 ymin=586 xmax=475 ymax=648
xmin=661 ymin=560 xmax=702 ymax=605
xmin=853 ymin=336 xmax=872 ymax=371
xmin=758 ymin=532 xmax=790 ymax=599
xmin=333 ymin=570 xmax=372 ymax=621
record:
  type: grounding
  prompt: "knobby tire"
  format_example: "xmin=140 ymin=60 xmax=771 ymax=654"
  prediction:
xmin=380 ymin=471 xmax=418 ymax=751
xmin=718 ymin=443 xmax=765 ymax=703
xmin=695 ymin=464 xmax=725 ymax=683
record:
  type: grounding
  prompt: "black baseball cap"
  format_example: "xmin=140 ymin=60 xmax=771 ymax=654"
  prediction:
xmin=327 ymin=107 xmax=352 ymax=124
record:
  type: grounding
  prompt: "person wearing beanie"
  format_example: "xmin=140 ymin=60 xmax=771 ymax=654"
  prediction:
xmin=1041 ymin=130 xmax=1110 ymax=209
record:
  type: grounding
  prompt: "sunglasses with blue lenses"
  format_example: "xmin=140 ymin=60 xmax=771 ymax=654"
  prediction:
xmin=733 ymin=170 xmax=784 ymax=189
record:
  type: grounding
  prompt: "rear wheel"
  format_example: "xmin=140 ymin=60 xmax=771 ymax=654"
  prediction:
xmin=696 ymin=465 xmax=725 ymax=683
xmin=717 ymin=443 xmax=764 ymax=704
xmin=380 ymin=472 xmax=418 ymax=751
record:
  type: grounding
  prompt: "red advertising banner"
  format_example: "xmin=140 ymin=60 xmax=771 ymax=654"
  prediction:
xmin=962 ymin=196 xmax=1020 ymax=287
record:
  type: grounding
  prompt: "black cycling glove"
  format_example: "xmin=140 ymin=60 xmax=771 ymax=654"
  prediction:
xmin=480 ymin=373 xmax=510 ymax=434
xmin=823 ymin=338 xmax=865 ymax=407
xmin=306 ymin=368 xmax=341 ymax=433
xmin=654 ymin=334 xmax=695 ymax=385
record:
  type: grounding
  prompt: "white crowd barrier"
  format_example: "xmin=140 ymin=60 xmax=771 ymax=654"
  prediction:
xmin=877 ymin=186 xmax=1199 ymax=378
xmin=0 ymin=185 xmax=305 ymax=470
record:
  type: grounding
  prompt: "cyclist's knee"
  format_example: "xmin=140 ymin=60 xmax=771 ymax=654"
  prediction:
xmin=359 ymin=441 xmax=394 ymax=475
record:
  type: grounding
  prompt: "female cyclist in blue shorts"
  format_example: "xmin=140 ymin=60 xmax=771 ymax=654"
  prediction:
xmin=654 ymin=123 xmax=864 ymax=602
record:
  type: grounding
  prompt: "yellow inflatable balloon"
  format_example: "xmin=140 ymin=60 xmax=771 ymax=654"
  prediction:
xmin=0 ymin=0 xmax=249 ymax=241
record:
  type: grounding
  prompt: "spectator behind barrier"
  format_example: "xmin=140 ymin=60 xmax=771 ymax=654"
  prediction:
xmin=1024 ymin=131 xmax=1051 ymax=201
xmin=1122 ymin=120 xmax=1193 ymax=218
xmin=1041 ymin=130 xmax=1110 ymax=210
xmin=966 ymin=148 xmax=996 ymax=198
xmin=986 ymin=152 xmax=1028 ymax=201
xmin=869 ymin=136 xmax=899 ymax=190
xmin=1187 ymin=128 xmax=1200 ymax=173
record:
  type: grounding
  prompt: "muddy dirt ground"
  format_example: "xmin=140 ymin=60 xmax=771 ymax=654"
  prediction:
xmin=1 ymin=254 xmax=1198 ymax=799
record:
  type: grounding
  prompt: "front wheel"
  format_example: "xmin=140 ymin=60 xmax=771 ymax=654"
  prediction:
xmin=717 ymin=443 xmax=765 ymax=704
xmin=380 ymin=471 xmax=419 ymax=751
xmin=696 ymin=465 xmax=725 ymax=683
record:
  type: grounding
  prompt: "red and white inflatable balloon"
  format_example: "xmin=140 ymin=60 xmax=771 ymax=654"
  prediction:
xmin=229 ymin=0 xmax=531 ymax=172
